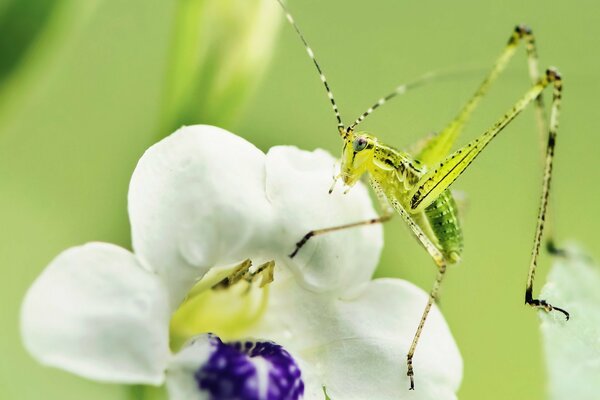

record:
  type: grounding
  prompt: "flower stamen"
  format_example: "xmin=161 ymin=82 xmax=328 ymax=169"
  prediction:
xmin=170 ymin=259 xmax=275 ymax=350
xmin=213 ymin=260 xmax=275 ymax=290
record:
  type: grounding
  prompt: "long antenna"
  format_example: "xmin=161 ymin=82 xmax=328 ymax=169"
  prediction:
xmin=276 ymin=0 xmax=345 ymax=133
xmin=349 ymin=69 xmax=476 ymax=130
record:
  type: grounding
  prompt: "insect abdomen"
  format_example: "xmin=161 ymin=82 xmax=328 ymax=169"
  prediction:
xmin=424 ymin=190 xmax=463 ymax=263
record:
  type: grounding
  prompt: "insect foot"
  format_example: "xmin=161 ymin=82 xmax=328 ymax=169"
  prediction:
xmin=407 ymin=354 xmax=415 ymax=390
xmin=526 ymin=296 xmax=570 ymax=321
xmin=289 ymin=232 xmax=314 ymax=258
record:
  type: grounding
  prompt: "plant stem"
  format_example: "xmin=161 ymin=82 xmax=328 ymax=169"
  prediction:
xmin=129 ymin=385 xmax=146 ymax=400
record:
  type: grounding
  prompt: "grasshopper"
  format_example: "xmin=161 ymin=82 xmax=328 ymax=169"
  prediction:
xmin=276 ymin=0 xmax=568 ymax=390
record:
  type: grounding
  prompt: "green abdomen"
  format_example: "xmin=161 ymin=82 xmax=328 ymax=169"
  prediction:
xmin=424 ymin=190 xmax=463 ymax=263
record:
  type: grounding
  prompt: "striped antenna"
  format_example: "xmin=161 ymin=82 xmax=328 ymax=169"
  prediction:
xmin=349 ymin=68 xmax=477 ymax=130
xmin=276 ymin=0 xmax=345 ymax=133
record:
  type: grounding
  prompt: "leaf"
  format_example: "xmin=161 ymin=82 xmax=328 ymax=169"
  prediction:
xmin=0 ymin=0 xmax=56 ymax=84
xmin=539 ymin=247 xmax=600 ymax=400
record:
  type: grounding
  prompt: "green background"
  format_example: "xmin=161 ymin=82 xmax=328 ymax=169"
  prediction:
xmin=1 ymin=0 xmax=598 ymax=399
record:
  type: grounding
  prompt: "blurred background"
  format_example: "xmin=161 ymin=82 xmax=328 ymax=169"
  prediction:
xmin=1 ymin=0 xmax=598 ymax=399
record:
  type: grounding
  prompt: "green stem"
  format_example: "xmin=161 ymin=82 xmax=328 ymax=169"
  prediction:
xmin=129 ymin=385 xmax=146 ymax=400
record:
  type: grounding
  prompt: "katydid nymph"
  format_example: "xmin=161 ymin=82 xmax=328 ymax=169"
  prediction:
xmin=276 ymin=0 xmax=569 ymax=390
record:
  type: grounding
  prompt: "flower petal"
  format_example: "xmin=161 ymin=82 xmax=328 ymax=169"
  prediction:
xmin=166 ymin=336 xmax=213 ymax=400
xmin=129 ymin=125 xmax=276 ymax=306
xmin=129 ymin=125 xmax=383 ymax=304
xmin=21 ymin=242 xmax=170 ymax=384
xmin=539 ymin=248 xmax=600 ymax=400
xmin=265 ymin=146 xmax=383 ymax=293
xmin=252 ymin=277 xmax=462 ymax=400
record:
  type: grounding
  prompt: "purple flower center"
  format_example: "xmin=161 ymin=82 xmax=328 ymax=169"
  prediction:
xmin=195 ymin=335 xmax=304 ymax=400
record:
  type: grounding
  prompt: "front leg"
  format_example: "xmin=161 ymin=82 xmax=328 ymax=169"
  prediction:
xmin=290 ymin=181 xmax=394 ymax=258
xmin=289 ymin=213 xmax=392 ymax=258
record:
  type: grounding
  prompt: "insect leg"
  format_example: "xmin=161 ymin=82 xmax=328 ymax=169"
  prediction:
xmin=409 ymin=69 xmax=568 ymax=321
xmin=415 ymin=26 xmax=545 ymax=166
xmin=407 ymin=262 xmax=447 ymax=390
xmin=289 ymin=183 xmax=395 ymax=258
xmin=524 ymin=71 xmax=569 ymax=319
xmin=408 ymin=68 xmax=560 ymax=213
xmin=520 ymin=27 xmax=564 ymax=253
xmin=370 ymin=179 xmax=448 ymax=390
xmin=427 ymin=26 xmax=564 ymax=254
xmin=289 ymin=213 xmax=393 ymax=258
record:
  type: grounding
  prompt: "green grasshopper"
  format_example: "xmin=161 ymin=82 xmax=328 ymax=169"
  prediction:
xmin=276 ymin=0 xmax=569 ymax=390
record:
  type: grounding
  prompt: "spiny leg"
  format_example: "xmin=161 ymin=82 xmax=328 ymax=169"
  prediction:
xmin=370 ymin=179 xmax=448 ymax=390
xmin=512 ymin=27 xmax=563 ymax=254
xmin=408 ymin=68 xmax=560 ymax=212
xmin=289 ymin=213 xmax=393 ymax=258
xmin=519 ymin=26 xmax=564 ymax=253
xmin=524 ymin=70 xmax=569 ymax=319
xmin=415 ymin=25 xmax=547 ymax=166
xmin=407 ymin=25 xmax=565 ymax=257
xmin=407 ymin=261 xmax=447 ymax=391
xmin=408 ymin=69 xmax=568 ymax=319
xmin=290 ymin=181 xmax=395 ymax=258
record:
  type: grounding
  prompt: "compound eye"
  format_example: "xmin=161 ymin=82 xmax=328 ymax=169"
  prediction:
xmin=352 ymin=137 xmax=368 ymax=152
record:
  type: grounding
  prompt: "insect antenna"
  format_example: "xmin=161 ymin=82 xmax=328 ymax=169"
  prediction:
xmin=349 ymin=68 xmax=478 ymax=130
xmin=276 ymin=0 xmax=346 ymax=135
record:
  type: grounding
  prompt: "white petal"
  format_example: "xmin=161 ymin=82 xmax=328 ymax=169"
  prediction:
xmin=297 ymin=358 xmax=326 ymax=400
xmin=129 ymin=126 xmax=383 ymax=304
xmin=253 ymin=277 xmax=462 ymax=400
xmin=21 ymin=243 xmax=171 ymax=384
xmin=129 ymin=125 xmax=276 ymax=306
xmin=166 ymin=336 xmax=212 ymax=400
xmin=265 ymin=146 xmax=383 ymax=293
xmin=540 ymin=248 xmax=600 ymax=400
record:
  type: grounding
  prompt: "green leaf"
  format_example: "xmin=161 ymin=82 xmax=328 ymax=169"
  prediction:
xmin=0 ymin=0 xmax=97 ymax=128
xmin=539 ymin=247 xmax=600 ymax=400
xmin=0 ymin=0 xmax=57 ymax=84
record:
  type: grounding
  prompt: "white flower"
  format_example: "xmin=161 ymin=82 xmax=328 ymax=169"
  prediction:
xmin=21 ymin=125 xmax=462 ymax=399
xmin=539 ymin=247 xmax=600 ymax=400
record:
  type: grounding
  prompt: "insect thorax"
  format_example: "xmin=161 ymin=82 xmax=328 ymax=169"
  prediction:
xmin=369 ymin=141 xmax=464 ymax=263
xmin=369 ymin=142 xmax=423 ymax=194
